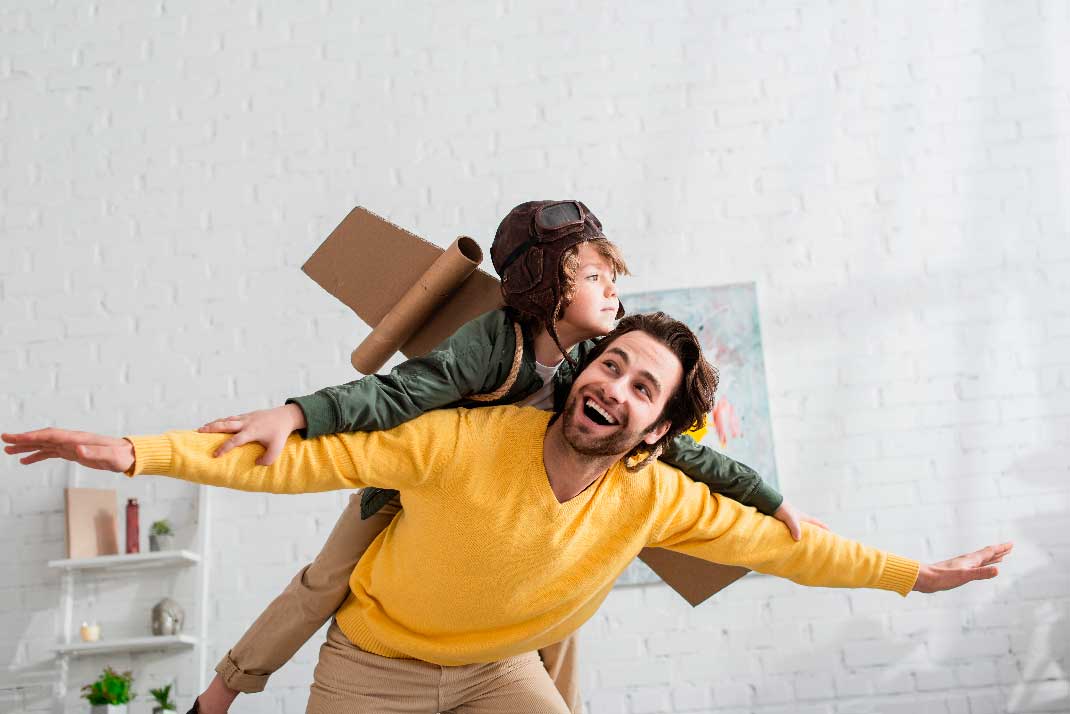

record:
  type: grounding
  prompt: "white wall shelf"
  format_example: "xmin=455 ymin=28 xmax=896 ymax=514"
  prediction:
xmin=54 ymin=635 xmax=198 ymax=657
xmin=53 ymin=465 xmax=212 ymax=709
xmin=48 ymin=550 xmax=201 ymax=572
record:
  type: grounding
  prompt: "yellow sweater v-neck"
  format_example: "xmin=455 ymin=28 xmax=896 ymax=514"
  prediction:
xmin=127 ymin=406 xmax=919 ymax=665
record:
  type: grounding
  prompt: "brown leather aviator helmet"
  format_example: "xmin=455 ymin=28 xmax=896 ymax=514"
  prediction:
xmin=491 ymin=200 xmax=625 ymax=363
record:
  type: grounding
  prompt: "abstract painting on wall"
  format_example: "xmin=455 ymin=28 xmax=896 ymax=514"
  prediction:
xmin=614 ymin=282 xmax=780 ymax=587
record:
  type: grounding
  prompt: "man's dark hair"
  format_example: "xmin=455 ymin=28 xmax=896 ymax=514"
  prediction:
xmin=575 ymin=312 xmax=719 ymax=471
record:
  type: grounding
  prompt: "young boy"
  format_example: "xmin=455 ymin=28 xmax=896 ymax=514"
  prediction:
xmin=190 ymin=200 xmax=825 ymax=713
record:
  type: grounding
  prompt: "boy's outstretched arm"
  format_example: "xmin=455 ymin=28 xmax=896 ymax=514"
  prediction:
xmin=200 ymin=310 xmax=512 ymax=464
xmin=660 ymin=433 xmax=827 ymax=541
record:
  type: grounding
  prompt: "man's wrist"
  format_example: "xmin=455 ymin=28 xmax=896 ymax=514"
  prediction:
xmin=912 ymin=564 xmax=931 ymax=592
xmin=123 ymin=435 xmax=173 ymax=476
xmin=120 ymin=438 xmax=136 ymax=474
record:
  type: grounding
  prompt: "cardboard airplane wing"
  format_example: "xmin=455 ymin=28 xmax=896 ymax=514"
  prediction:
xmin=302 ymin=207 xmax=504 ymax=373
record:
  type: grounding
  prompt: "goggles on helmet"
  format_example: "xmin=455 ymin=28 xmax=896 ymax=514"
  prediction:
xmin=498 ymin=200 xmax=591 ymax=275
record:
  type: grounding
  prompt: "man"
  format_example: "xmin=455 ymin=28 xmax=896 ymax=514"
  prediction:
xmin=3 ymin=312 xmax=1012 ymax=713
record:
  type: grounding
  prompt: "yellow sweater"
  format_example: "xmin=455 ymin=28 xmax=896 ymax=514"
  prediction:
xmin=127 ymin=406 xmax=919 ymax=665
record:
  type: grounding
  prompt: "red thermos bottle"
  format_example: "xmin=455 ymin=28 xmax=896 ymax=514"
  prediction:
xmin=125 ymin=498 xmax=140 ymax=554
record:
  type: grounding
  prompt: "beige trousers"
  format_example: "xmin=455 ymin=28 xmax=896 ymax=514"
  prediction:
xmin=216 ymin=493 xmax=582 ymax=712
xmin=306 ymin=621 xmax=569 ymax=714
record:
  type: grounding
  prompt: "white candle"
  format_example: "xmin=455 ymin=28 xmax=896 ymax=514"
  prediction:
xmin=79 ymin=622 xmax=101 ymax=642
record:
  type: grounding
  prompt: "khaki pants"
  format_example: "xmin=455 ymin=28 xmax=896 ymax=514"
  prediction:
xmin=307 ymin=621 xmax=569 ymax=714
xmin=216 ymin=493 xmax=582 ymax=712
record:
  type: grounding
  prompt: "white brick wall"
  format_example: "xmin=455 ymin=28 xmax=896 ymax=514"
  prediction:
xmin=2 ymin=1 xmax=1068 ymax=712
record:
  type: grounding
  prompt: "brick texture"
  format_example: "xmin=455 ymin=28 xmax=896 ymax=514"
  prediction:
xmin=2 ymin=1 xmax=1068 ymax=713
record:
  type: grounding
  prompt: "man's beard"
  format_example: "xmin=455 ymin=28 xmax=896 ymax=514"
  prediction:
xmin=560 ymin=393 xmax=657 ymax=458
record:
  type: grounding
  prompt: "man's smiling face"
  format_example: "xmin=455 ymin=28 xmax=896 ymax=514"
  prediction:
xmin=561 ymin=330 xmax=684 ymax=459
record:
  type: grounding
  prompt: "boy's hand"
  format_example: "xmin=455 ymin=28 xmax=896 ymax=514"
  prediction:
xmin=913 ymin=543 xmax=1013 ymax=593
xmin=2 ymin=428 xmax=134 ymax=472
xmin=198 ymin=404 xmax=307 ymax=466
xmin=773 ymin=501 xmax=830 ymax=541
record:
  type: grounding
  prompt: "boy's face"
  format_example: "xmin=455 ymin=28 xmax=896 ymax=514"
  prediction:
xmin=559 ymin=242 xmax=620 ymax=339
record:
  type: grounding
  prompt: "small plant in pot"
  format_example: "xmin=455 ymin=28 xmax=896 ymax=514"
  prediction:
xmin=149 ymin=519 xmax=174 ymax=552
xmin=149 ymin=684 xmax=176 ymax=714
xmin=81 ymin=666 xmax=134 ymax=714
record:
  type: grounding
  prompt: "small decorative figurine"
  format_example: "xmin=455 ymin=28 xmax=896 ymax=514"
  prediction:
xmin=151 ymin=597 xmax=185 ymax=636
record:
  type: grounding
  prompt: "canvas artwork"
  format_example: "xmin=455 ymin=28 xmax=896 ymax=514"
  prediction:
xmin=64 ymin=487 xmax=120 ymax=559
xmin=614 ymin=283 xmax=780 ymax=587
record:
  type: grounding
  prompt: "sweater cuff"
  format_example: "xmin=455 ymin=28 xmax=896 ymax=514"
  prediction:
xmin=286 ymin=393 xmax=335 ymax=439
xmin=877 ymin=554 xmax=920 ymax=597
xmin=747 ymin=480 xmax=784 ymax=516
xmin=124 ymin=435 xmax=174 ymax=476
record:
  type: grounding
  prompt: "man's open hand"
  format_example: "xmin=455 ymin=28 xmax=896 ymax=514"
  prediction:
xmin=2 ymin=428 xmax=134 ymax=473
xmin=913 ymin=543 xmax=1014 ymax=593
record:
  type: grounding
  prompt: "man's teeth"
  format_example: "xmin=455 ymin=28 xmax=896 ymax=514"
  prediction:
xmin=585 ymin=399 xmax=617 ymax=425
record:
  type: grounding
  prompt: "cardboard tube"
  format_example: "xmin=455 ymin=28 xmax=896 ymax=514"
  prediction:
xmin=351 ymin=236 xmax=483 ymax=374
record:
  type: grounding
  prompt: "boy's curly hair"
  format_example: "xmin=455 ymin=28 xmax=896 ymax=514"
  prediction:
xmin=556 ymin=238 xmax=631 ymax=315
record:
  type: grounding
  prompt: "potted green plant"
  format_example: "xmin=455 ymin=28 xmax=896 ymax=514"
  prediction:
xmin=149 ymin=684 xmax=176 ymax=714
xmin=81 ymin=666 xmax=134 ymax=714
xmin=149 ymin=519 xmax=174 ymax=551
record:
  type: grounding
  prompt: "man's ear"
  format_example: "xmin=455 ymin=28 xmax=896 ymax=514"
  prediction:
xmin=642 ymin=420 xmax=672 ymax=446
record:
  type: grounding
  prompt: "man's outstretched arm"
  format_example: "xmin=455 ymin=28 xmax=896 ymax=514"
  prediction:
xmin=3 ymin=427 xmax=365 ymax=492
xmin=4 ymin=414 xmax=455 ymax=494
xmin=649 ymin=468 xmax=1011 ymax=597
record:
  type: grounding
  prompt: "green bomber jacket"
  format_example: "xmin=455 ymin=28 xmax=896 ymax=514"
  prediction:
xmin=287 ymin=309 xmax=783 ymax=519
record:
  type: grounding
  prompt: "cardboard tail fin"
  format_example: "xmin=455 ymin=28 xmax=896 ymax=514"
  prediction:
xmin=351 ymin=235 xmax=483 ymax=374
xmin=637 ymin=548 xmax=750 ymax=607
xmin=302 ymin=207 xmax=504 ymax=372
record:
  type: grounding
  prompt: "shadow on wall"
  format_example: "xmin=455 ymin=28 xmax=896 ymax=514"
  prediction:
xmin=836 ymin=3 xmax=1070 ymax=707
xmin=969 ymin=7 xmax=1069 ymax=700
xmin=1003 ymin=448 xmax=1070 ymax=713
